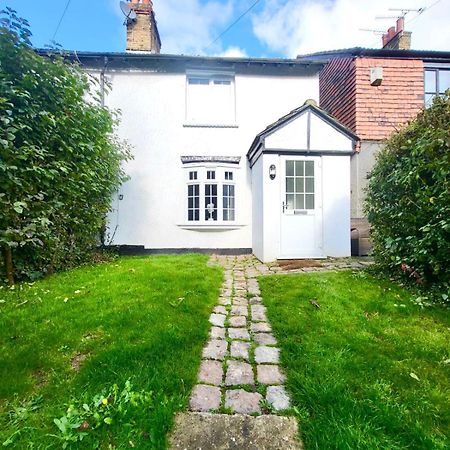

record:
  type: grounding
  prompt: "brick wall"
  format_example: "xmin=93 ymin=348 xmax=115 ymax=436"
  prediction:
xmin=127 ymin=4 xmax=161 ymax=53
xmin=319 ymin=57 xmax=357 ymax=132
xmin=320 ymin=56 xmax=425 ymax=140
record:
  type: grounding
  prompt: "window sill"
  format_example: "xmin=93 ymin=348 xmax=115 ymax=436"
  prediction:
xmin=183 ymin=123 xmax=239 ymax=129
xmin=177 ymin=223 xmax=246 ymax=231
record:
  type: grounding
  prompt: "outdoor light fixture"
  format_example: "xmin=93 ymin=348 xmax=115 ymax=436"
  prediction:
xmin=269 ymin=164 xmax=276 ymax=180
xmin=118 ymin=194 xmax=124 ymax=201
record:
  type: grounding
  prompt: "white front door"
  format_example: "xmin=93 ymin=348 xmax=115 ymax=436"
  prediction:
xmin=279 ymin=156 xmax=323 ymax=258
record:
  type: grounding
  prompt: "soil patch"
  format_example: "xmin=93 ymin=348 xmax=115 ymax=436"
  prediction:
xmin=277 ymin=260 xmax=322 ymax=270
xmin=71 ymin=352 xmax=88 ymax=372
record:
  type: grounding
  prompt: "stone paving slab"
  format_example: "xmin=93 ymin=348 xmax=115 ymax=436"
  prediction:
xmin=189 ymin=385 xmax=221 ymax=412
xmin=255 ymin=346 xmax=280 ymax=364
xmin=266 ymin=385 xmax=290 ymax=411
xmin=203 ymin=339 xmax=228 ymax=361
xmin=230 ymin=341 xmax=250 ymax=360
xmin=169 ymin=412 xmax=303 ymax=449
xmin=198 ymin=360 xmax=223 ymax=386
xmin=228 ymin=327 xmax=250 ymax=341
xmin=210 ymin=313 xmax=226 ymax=327
xmin=257 ymin=365 xmax=286 ymax=385
xmin=254 ymin=332 xmax=277 ymax=346
xmin=231 ymin=305 xmax=248 ymax=316
xmin=225 ymin=360 xmax=254 ymax=385
xmin=210 ymin=326 xmax=226 ymax=340
xmin=229 ymin=315 xmax=247 ymax=327
xmin=225 ymin=389 xmax=262 ymax=414
xmin=251 ymin=322 xmax=272 ymax=333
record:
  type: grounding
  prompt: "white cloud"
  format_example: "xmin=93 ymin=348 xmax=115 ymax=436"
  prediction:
xmin=251 ymin=0 xmax=450 ymax=57
xmin=219 ymin=46 xmax=248 ymax=57
xmin=154 ymin=0 xmax=235 ymax=55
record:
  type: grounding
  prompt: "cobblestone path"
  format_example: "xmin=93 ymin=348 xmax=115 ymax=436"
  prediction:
xmin=189 ymin=254 xmax=291 ymax=415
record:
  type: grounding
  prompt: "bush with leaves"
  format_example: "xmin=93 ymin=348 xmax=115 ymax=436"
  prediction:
xmin=365 ymin=91 xmax=450 ymax=301
xmin=0 ymin=8 xmax=131 ymax=284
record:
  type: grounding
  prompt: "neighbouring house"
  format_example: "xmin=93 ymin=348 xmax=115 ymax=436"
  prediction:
xmin=43 ymin=0 xmax=359 ymax=262
xmin=299 ymin=17 xmax=450 ymax=254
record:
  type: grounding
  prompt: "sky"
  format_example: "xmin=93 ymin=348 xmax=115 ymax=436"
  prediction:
xmin=2 ymin=0 xmax=449 ymax=57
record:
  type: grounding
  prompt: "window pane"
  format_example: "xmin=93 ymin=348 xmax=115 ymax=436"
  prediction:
xmin=305 ymin=161 xmax=314 ymax=176
xmin=305 ymin=178 xmax=314 ymax=193
xmin=225 ymin=171 xmax=233 ymax=180
xmin=205 ymin=184 xmax=217 ymax=220
xmin=295 ymin=194 xmax=304 ymax=209
xmin=286 ymin=161 xmax=295 ymax=176
xmin=188 ymin=183 xmax=200 ymax=222
xmin=305 ymin=194 xmax=315 ymax=209
xmin=286 ymin=177 xmax=294 ymax=192
xmin=295 ymin=161 xmax=304 ymax=176
xmin=295 ymin=177 xmax=304 ymax=193
xmin=223 ymin=183 xmax=235 ymax=222
xmin=286 ymin=194 xmax=294 ymax=209
xmin=188 ymin=77 xmax=209 ymax=85
xmin=424 ymin=70 xmax=436 ymax=92
xmin=214 ymin=80 xmax=231 ymax=85
xmin=439 ymin=70 xmax=450 ymax=93
xmin=425 ymin=93 xmax=434 ymax=107
xmin=207 ymin=170 xmax=215 ymax=180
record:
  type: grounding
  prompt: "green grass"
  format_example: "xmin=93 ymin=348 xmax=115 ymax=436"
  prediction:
xmin=0 ymin=255 xmax=222 ymax=449
xmin=259 ymin=271 xmax=450 ymax=449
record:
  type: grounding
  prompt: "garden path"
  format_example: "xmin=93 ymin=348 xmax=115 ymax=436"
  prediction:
xmin=170 ymin=254 xmax=369 ymax=448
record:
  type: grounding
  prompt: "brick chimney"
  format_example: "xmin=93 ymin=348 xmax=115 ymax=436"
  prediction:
xmin=126 ymin=0 xmax=161 ymax=53
xmin=382 ymin=17 xmax=411 ymax=50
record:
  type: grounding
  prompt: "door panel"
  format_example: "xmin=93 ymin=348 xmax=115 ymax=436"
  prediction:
xmin=279 ymin=156 xmax=323 ymax=258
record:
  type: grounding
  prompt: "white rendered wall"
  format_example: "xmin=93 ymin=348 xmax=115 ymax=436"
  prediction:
xmin=103 ymin=69 xmax=319 ymax=249
xmin=322 ymin=155 xmax=351 ymax=256
xmin=251 ymin=157 xmax=264 ymax=260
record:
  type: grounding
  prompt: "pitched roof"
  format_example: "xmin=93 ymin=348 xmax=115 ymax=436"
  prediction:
xmin=247 ymin=101 xmax=359 ymax=159
xmin=36 ymin=49 xmax=324 ymax=72
xmin=298 ymin=47 xmax=450 ymax=62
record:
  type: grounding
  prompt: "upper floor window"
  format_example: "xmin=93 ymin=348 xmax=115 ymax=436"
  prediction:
xmin=425 ymin=68 xmax=450 ymax=107
xmin=186 ymin=71 xmax=235 ymax=126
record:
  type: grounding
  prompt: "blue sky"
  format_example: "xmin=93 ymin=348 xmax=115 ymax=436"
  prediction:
xmin=2 ymin=0 xmax=449 ymax=57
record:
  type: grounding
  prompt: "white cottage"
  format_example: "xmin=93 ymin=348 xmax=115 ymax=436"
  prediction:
xmin=59 ymin=0 xmax=359 ymax=262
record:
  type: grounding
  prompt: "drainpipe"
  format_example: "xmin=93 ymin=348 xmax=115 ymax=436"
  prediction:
xmin=100 ymin=56 xmax=108 ymax=107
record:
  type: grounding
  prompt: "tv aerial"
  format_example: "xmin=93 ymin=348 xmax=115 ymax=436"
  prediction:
xmin=120 ymin=1 xmax=137 ymax=25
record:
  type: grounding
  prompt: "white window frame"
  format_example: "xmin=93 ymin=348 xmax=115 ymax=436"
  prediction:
xmin=184 ymin=69 xmax=237 ymax=128
xmin=181 ymin=164 xmax=238 ymax=227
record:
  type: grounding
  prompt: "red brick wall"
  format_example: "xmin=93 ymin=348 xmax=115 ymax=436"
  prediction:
xmin=319 ymin=57 xmax=357 ymax=132
xmin=320 ymin=57 xmax=425 ymax=141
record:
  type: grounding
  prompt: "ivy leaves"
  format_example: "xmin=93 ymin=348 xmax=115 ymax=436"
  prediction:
xmin=0 ymin=9 xmax=131 ymax=282
xmin=365 ymin=92 xmax=450 ymax=301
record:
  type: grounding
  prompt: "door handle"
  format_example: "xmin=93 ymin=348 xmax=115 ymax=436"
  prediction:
xmin=282 ymin=201 xmax=285 ymax=213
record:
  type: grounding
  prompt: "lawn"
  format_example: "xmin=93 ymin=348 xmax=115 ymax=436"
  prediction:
xmin=259 ymin=271 xmax=450 ymax=449
xmin=0 ymin=254 xmax=222 ymax=449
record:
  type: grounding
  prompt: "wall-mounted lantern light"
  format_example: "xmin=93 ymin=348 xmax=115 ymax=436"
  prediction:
xmin=118 ymin=194 xmax=124 ymax=201
xmin=269 ymin=164 xmax=276 ymax=180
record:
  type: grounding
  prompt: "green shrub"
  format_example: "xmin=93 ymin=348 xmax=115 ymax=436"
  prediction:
xmin=0 ymin=9 xmax=131 ymax=283
xmin=365 ymin=92 xmax=449 ymax=301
